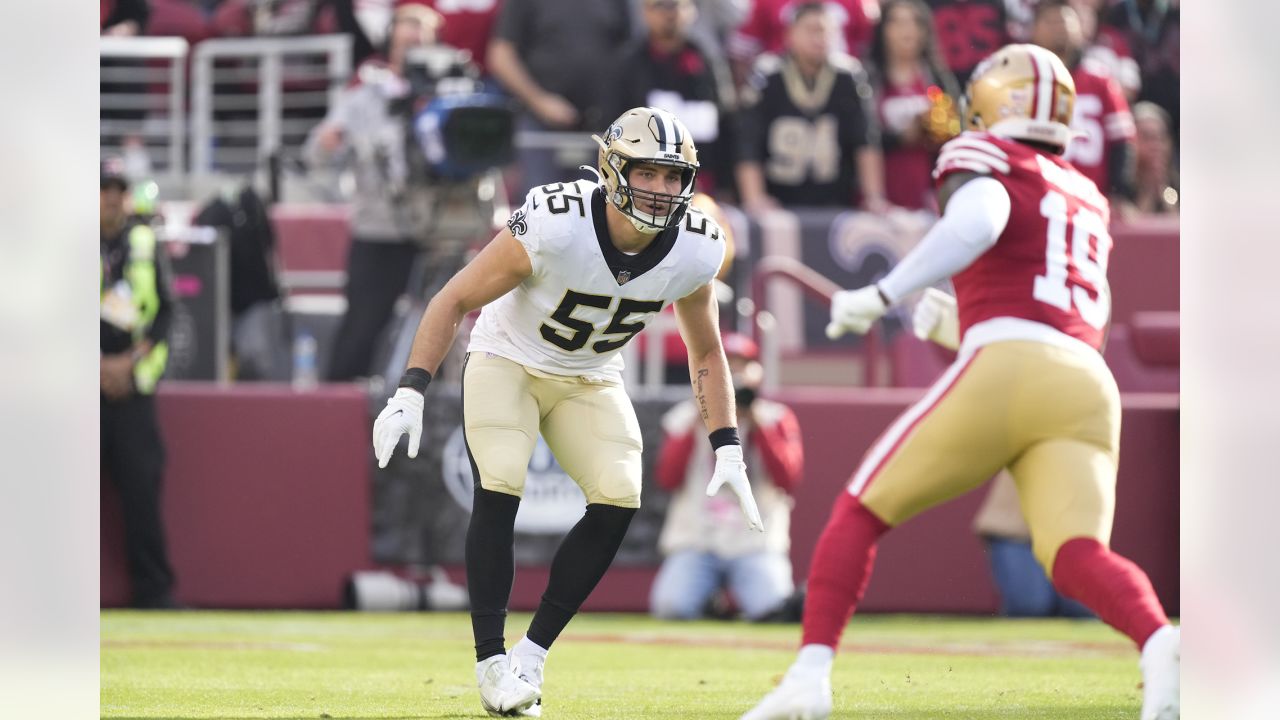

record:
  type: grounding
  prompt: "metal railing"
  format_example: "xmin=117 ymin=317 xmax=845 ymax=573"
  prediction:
xmin=99 ymin=36 xmax=190 ymax=182
xmin=749 ymin=256 xmax=890 ymax=387
xmin=191 ymin=34 xmax=352 ymax=178
xmin=100 ymin=32 xmax=609 ymax=192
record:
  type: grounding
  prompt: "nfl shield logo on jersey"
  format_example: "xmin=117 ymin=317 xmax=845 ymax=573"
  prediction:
xmin=616 ymin=269 xmax=632 ymax=285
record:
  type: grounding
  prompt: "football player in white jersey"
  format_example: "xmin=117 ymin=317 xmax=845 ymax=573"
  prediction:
xmin=372 ymin=107 xmax=763 ymax=717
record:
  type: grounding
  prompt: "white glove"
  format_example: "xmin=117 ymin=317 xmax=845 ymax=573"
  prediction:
xmin=825 ymin=285 xmax=889 ymax=340
xmin=911 ymin=288 xmax=961 ymax=351
xmin=373 ymin=388 xmax=424 ymax=469
xmin=706 ymin=445 xmax=764 ymax=532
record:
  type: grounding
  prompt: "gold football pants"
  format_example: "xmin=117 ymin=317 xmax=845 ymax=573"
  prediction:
xmin=461 ymin=352 xmax=644 ymax=508
xmin=853 ymin=341 xmax=1122 ymax=572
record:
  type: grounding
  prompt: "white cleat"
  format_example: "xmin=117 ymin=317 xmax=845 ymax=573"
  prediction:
xmin=1140 ymin=625 xmax=1180 ymax=720
xmin=740 ymin=667 xmax=833 ymax=720
xmin=509 ymin=652 xmax=545 ymax=717
xmin=476 ymin=654 xmax=541 ymax=717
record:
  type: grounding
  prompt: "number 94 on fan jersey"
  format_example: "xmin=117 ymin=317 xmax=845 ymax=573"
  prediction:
xmin=468 ymin=178 xmax=727 ymax=382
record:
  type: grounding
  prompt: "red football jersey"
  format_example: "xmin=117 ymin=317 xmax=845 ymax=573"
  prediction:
xmin=418 ymin=0 xmax=501 ymax=73
xmin=933 ymin=132 xmax=1114 ymax=350
xmin=729 ymin=0 xmax=873 ymax=61
xmin=1062 ymin=61 xmax=1135 ymax=194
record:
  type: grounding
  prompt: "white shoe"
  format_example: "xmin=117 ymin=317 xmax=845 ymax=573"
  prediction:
xmin=740 ymin=667 xmax=833 ymax=720
xmin=510 ymin=651 xmax=545 ymax=717
xmin=476 ymin=654 xmax=541 ymax=717
xmin=1140 ymin=625 xmax=1180 ymax=720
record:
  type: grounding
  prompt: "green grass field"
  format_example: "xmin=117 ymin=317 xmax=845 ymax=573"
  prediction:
xmin=102 ymin=611 xmax=1144 ymax=719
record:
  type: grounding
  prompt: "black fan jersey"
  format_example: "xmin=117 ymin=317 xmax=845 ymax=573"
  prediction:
xmin=737 ymin=53 xmax=880 ymax=207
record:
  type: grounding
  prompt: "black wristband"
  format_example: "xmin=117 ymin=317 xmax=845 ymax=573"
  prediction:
xmin=398 ymin=367 xmax=432 ymax=394
xmin=708 ymin=426 xmax=741 ymax=451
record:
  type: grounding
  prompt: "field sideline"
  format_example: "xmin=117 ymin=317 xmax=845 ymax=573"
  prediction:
xmin=102 ymin=611 xmax=1146 ymax=719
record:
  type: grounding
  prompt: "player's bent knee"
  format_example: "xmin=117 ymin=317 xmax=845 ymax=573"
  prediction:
xmin=1034 ymin=525 xmax=1105 ymax=573
xmin=467 ymin=428 xmax=535 ymax=496
xmin=474 ymin=454 xmax=532 ymax=496
xmin=586 ymin=462 xmax=642 ymax=508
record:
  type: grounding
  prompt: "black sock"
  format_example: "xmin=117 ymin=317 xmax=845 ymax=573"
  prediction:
xmin=527 ymin=503 xmax=636 ymax=650
xmin=467 ymin=487 xmax=521 ymax=662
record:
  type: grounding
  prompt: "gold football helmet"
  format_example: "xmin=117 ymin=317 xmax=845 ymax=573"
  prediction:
xmin=592 ymin=107 xmax=699 ymax=233
xmin=964 ymin=44 xmax=1076 ymax=152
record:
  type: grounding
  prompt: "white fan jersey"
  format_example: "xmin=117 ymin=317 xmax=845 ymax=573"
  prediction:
xmin=468 ymin=179 xmax=726 ymax=383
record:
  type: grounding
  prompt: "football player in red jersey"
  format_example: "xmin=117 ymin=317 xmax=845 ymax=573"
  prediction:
xmin=740 ymin=44 xmax=1178 ymax=720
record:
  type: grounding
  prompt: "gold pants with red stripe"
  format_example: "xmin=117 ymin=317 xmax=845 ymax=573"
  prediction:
xmin=852 ymin=340 xmax=1122 ymax=572
xmin=462 ymin=352 xmax=645 ymax=508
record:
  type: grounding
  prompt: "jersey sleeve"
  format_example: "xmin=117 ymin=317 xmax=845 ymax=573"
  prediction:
xmin=932 ymin=132 xmax=1012 ymax=185
xmin=683 ymin=210 xmax=728 ymax=294
xmin=505 ymin=188 xmax=545 ymax=277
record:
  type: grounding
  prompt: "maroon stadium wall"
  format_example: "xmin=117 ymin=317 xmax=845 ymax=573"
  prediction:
xmin=102 ymin=384 xmax=1178 ymax=615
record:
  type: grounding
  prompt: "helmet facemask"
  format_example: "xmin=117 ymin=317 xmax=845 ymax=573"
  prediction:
xmin=593 ymin=107 xmax=700 ymax=235
xmin=607 ymin=153 xmax=696 ymax=233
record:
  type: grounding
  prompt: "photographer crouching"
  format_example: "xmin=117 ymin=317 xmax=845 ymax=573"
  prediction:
xmin=306 ymin=2 xmax=513 ymax=382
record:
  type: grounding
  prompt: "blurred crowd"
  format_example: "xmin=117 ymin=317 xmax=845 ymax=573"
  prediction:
xmin=102 ymin=0 xmax=1180 ymax=216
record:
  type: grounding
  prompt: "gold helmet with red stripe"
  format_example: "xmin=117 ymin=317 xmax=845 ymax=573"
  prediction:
xmin=592 ymin=107 xmax=699 ymax=234
xmin=963 ymin=44 xmax=1076 ymax=152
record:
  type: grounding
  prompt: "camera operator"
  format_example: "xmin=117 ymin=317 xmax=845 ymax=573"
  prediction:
xmin=650 ymin=333 xmax=805 ymax=621
xmin=305 ymin=2 xmax=444 ymax=382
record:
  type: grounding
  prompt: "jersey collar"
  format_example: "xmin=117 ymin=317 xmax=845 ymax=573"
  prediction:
xmin=591 ymin=187 xmax=679 ymax=286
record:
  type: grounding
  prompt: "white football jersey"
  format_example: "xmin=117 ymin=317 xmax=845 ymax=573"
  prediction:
xmin=468 ymin=179 xmax=726 ymax=382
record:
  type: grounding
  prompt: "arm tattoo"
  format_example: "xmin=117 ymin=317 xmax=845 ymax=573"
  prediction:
xmin=695 ymin=367 xmax=710 ymax=421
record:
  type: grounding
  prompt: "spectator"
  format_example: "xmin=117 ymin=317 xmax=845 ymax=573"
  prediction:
xmin=973 ymin=473 xmax=1092 ymax=618
xmin=651 ymin=333 xmax=803 ymax=621
xmin=356 ymin=1 xmax=503 ymax=76
xmin=926 ymin=0 xmax=1010 ymax=86
xmin=613 ymin=0 xmax=737 ymax=193
xmin=1098 ymin=0 xmax=1179 ymax=143
xmin=100 ymin=157 xmax=180 ymax=610
xmin=146 ymin=0 xmax=218 ymax=46
xmin=864 ymin=0 xmax=961 ymax=211
xmin=735 ymin=1 xmax=886 ymax=215
xmin=1031 ymin=0 xmax=1136 ymax=206
xmin=419 ymin=0 xmax=503 ymax=76
xmin=1132 ymin=101 xmax=1178 ymax=215
xmin=304 ymin=2 xmax=444 ymax=381
xmin=1072 ymin=0 xmax=1142 ymax=102
xmin=487 ymin=0 xmax=632 ymax=193
xmin=682 ymin=0 xmax=752 ymax=72
xmin=211 ymin=0 xmax=339 ymax=37
xmin=728 ymin=0 xmax=876 ymax=86
xmin=102 ymin=0 xmax=150 ymax=36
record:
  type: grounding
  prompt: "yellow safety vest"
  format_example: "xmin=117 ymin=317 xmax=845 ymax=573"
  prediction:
xmin=101 ymin=223 xmax=170 ymax=394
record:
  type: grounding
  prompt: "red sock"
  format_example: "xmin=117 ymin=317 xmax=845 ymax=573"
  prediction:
xmin=1051 ymin=537 xmax=1169 ymax=649
xmin=801 ymin=492 xmax=891 ymax=648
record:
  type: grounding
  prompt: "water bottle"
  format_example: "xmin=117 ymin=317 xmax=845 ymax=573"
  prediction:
xmin=292 ymin=331 xmax=319 ymax=390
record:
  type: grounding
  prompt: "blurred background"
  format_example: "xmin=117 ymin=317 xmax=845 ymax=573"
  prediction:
xmin=98 ymin=0 xmax=1177 ymax=619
